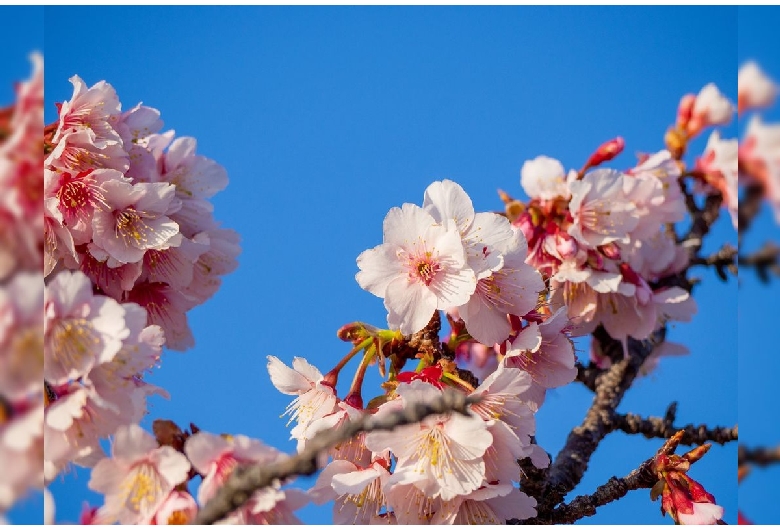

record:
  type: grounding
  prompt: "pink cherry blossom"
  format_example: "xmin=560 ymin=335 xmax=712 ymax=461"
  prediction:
xmin=567 ymin=169 xmax=638 ymax=249
xmin=457 ymin=230 xmax=544 ymax=346
xmin=0 ymin=272 xmax=43 ymax=400
xmin=90 ymin=180 xmax=181 ymax=266
xmin=88 ymin=424 xmax=190 ymax=525
xmin=184 ymin=431 xmax=283 ymax=505
xmin=267 ymin=355 xmax=338 ymax=436
xmin=738 ymin=61 xmax=777 ymax=114
xmin=125 ymin=281 xmax=196 ymax=351
xmin=431 ymin=483 xmax=537 ymax=524
xmin=365 ymin=380 xmax=492 ymax=501
xmin=44 ymin=270 xmax=129 ymax=385
xmin=46 ymin=129 xmax=129 ymax=174
xmin=44 ymin=168 xmax=123 ymax=246
xmin=504 ymin=308 xmax=576 ymax=400
xmin=423 ymin=179 xmax=514 ymax=277
xmin=520 ymin=155 xmax=572 ymax=201
xmin=356 ymin=202 xmax=476 ymax=335
xmin=687 ymin=83 xmax=734 ymax=137
xmin=160 ymin=137 xmax=229 ymax=200
xmin=309 ymin=459 xmax=391 ymax=524
xmin=144 ymin=490 xmax=198 ymax=525
xmin=696 ymin=131 xmax=738 ymax=227
xmin=52 ymin=75 xmax=122 ymax=145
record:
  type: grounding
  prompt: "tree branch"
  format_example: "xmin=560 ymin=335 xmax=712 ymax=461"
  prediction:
xmin=526 ymin=327 xmax=665 ymax=523
xmin=739 ymin=242 xmax=780 ymax=283
xmin=575 ymin=361 xmax=602 ymax=392
xmin=193 ymin=389 xmax=480 ymax=525
xmin=521 ymin=456 xmax=658 ymax=524
xmin=738 ymin=444 xmax=780 ymax=468
xmin=690 ymin=243 xmax=738 ymax=281
xmin=612 ymin=407 xmax=738 ymax=446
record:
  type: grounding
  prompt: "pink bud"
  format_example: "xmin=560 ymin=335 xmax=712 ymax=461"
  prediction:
xmin=515 ymin=212 xmax=536 ymax=243
xmin=556 ymin=232 xmax=578 ymax=260
xmin=344 ymin=391 xmax=364 ymax=410
xmin=686 ymin=476 xmax=717 ymax=504
xmin=586 ymin=137 xmax=625 ymax=168
xmin=676 ymin=94 xmax=696 ymax=129
xmin=599 ymin=242 xmax=621 ymax=261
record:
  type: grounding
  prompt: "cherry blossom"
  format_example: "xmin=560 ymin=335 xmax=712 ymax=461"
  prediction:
xmin=687 ymin=83 xmax=734 ymax=137
xmin=696 ymin=131 xmax=738 ymax=227
xmin=88 ymin=424 xmax=191 ymax=525
xmin=266 ymin=355 xmax=338 ymax=437
xmin=365 ymin=380 xmax=492 ymax=502
xmin=520 ymin=155 xmax=573 ymax=201
xmin=738 ymin=61 xmax=777 ymax=114
xmin=423 ymin=179 xmax=513 ymax=278
xmin=457 ymin=229 xmax=545 ymax=346
xmin=567 ymin=169 xmax=638 ymax=249
xmin=356 ymin=202 xmax=476 ymax=335
xmin=309 ymin=458 xmax=391 ymax=524
xmin=431 ymin=483 xmax=537 ymax=524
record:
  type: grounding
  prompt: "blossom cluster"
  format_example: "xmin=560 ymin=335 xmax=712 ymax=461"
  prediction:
xmin=0 ymin=54 xmax=45 ymax=521
xmin=44 ymin=73 xmax=240 ymax=350
xmin=78 ymin=423 xmax=307 ymax=525
xmin=512 ymin=147 xmax=696 ymax=352
xmin=735 ymin=61 xmax=780 ymax=223
xmin=269 ymin=356 xmax=543 ymax=524
xmin=265 ymin=180 xmax=577 ymax=523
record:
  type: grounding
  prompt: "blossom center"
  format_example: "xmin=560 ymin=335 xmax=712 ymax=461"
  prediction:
xmin=50 ymin=318 xmax=100 ymax=371
xmin=408 ymin=252 xmax=441 ymax=286
xmin=121 ymin=463 xmax=162 ymax=512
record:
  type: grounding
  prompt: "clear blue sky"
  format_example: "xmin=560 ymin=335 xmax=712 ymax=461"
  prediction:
xmin=737 ymin=6 xmax=780 ymax=526
xmin=8 ymin=5 xmax=775 ymax=524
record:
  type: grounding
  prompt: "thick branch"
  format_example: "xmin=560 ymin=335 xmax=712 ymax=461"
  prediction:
xmin=193 ymin=390 xmax=479 ymax=525
xmin=738 ymin=444 xmax=780 ymax=467
xmin=527 ymin=327 xmax=665 ymax=522
xmin=575 ymin=361 xmax=604 ymax=392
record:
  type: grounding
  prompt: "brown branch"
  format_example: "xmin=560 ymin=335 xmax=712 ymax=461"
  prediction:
xmin=193 ymin=389 xmax=480 ymax=525
xmin=738 ymin=444 xmax=780 ymax=467
xmin=575 ymin=361 xmax=603 ymax=392
xmin=520 ymin=456 xmax=658 ymax=524
xmin=739 ymin=242 xmax=780 ymax=283
xmin=690 ymin=244 xmax=738 ymax=281
xmin=683 ymin=192 xmax=724 ymax=261
xmin=525 ymin=327 xmax=665 ymax=523
xmin=737 ymin=182 xmax=765 ymax=240
xmin=612 ymin=405 xmax=738 ymax=446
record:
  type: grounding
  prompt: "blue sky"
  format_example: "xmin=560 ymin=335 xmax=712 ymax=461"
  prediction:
xmin=6 ymin=4 xmax=777 ymax=525
xmin=736 ymin=6 xmax=780 ymax=526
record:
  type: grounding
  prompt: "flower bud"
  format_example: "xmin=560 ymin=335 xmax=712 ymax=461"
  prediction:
xmin=585 ymin=137 xmax=625 ymax=169
xmin=675 ymin=93 xmax=696 ymax=130
xmin=599 ymin=242 xmax=621 ymax=261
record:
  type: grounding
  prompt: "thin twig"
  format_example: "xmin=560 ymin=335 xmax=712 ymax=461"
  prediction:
xmin=612 ymin=411 xmax=738 ymax=446
xmin=739 ymin=242 xmax=780 ymax=283
xmin=738 ymin=444 xmax=780 ymax=467
xmin=193 ymin=390 xmax=480 ymax=525
xmin=690 ymin=244 xmax=738 ymax=281
xmin=520 ymin=457 xmax=658 ymax=524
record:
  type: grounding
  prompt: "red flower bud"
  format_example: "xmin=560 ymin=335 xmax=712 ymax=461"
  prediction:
xmin=585 ymin=137 xmax=625 ymax=168
xmin=676 ymin=93 xmax=696 ymax=129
